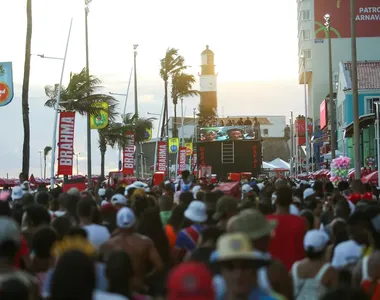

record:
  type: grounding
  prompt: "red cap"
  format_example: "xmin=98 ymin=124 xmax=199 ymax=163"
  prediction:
xmin=167 ymin=262 xmax=214 ymax=300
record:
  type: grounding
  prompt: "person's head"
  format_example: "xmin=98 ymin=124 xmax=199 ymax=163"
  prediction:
xmin=313 ymin=181 xmax=323 ymax=194
xmin=50 ymin=250 xmax=96 ymax=300
xmin=110 ymin=194 xmax=127 ymax=210
xmin=21 ymin=193 xmax=34 ymax=208
xmin=0 ymin=201 xmax=10 ymax=217
xmin=198 ymin=226 xmax=224 ymax=248
xmin=32 ymin=227 xmax=57 ymax=259
xmin=334 ymin=199 xmax=351 ymax=220
xmin=303 ymin=229 xmax=329 ymax=260
xmin=304 ymin=195 xmax=323 ymax=217
xmin=213 ymin=196 xmax=238 ymax=225
xmin=132 ymin=195 xmax=149 ymax=219
xmin=0 ymin=278 xmax=29 ymax=300
xmin=105 ymin=188 xmax=114 ymax=202
xmin=23 ymin=204 xmax=50 ymax=229
xmin=300 ymin=209 xmax=315 ymax=231
xmin=57 ymin=193 xmax=69 ymax=211
xmin=35 ymin=191 xmax=51 ymax=209
xmin=77 ymin=197 xmax=94 ymax=222
xmin=331 ymin=218 xmax=349 ymax=245
xmin=228 ymin=129 xmax=243 ymax=140
xmin=167 ymin=205 xmax=185 ymax=232
xmin=52 ymin=216 xmax=72 ymax=240
xmin=179 ymin=192 xmax=193 ymax=209
xmin=0 ymin=217 xmax=21 ymax=264
xmin=351 ymin=179 xmax=365 ymax=194
xmin=67 ymin=188 xmax=81 ymax=199
xmin=347 ymin=210 xmax=371 ymax=245
xmin=325 ymin=181 xmax=335 ymax=193
xmin=11 ymin=187 xmax=23 ymax=202
xmin=182 ymin=170 xmax=190 ymax=181
xmin=275 ymin=186 xmax=293 ymax=209
xmin=116 ymin=207 xmax=136 ymax=231
xmin=19 ymin=172 xmax=27 ymax=182
xmin=158 ymin=195 xmax=173 ymax=212
xmin=184 ymin=201 xmax=208 ymax=224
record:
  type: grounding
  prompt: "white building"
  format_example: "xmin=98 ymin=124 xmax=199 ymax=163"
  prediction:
xmin=297 ymin=0 xmax=380 ymax=127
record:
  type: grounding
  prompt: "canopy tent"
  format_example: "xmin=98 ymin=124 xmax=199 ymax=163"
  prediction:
xmin=269 ymin=158 xmax=290 ymax=170
xmin=263 ymin=162 xmax=278 ymax=170
xmin=322 ymin=151 xmax=344 ymax=161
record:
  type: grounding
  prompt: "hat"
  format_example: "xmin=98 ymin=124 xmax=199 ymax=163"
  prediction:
xmin=111 ymin=194 xmax=127 ymax=206
xmin=242 ymin=184 xmax=253 ymax=194
xmin=116 ymin=207 xmax=136 ymax=228
xmin=184 ymin=201 xmax=207 ymax=223
xmin=304 ymin=229 xmax=329 ymax=252
xmin=0 ymin=217 xmax=20 ymax=246
xmin=303 ymin=188 xmax=314 ymax=199
xmin=215 ymin=233 xmax=259 ymax=262
xmin=290 ymin=204 xmax=300 ymax=216
xmin=98 ymin=188 xmax=106 ymax=197
xmin=192 ymin=185 xmax=201 ymax=199
xmin=227 ymin=209 xmax=277 ymax=240
xmin=257 ymin=183 xmax=264 ymax=191
xmin=167 ymin=262 xmax=214 ymax=300
xmin=213 ymin=196 xmax=238 ymax=220
xmin=11 ymin=187 xmax=23 ymax=201
xmin=68 ymin=187 xmax=81 ymax=197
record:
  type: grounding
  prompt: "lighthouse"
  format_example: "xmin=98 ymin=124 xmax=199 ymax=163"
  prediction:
xmin=199 ymin=45 xmax=217 ymax=111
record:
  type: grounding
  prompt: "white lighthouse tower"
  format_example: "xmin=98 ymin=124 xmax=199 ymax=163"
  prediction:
xmin=199 ymin=45 xmax=217 ymax=111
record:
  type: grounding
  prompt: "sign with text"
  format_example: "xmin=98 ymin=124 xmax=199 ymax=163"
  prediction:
xmin=192 ymin=152 xmax=198 ymax=174
xmin=157 ymin=141 xmax=167 ymax=174
xmin=178 ymin=147 xmax=187 ymax=175
xmin=185 ymin=142 xmax=193 ymax=156
xmin=57 ymin=112 xmax=76 ymax=175
xmin=123 ymin=132 xmax=135 ymax=175
xmin=0 ymin=62 xmax=14 ymax=107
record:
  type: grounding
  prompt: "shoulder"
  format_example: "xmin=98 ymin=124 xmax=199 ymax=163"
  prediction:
xmin=94 ymin=290 xmax=129 ymax=300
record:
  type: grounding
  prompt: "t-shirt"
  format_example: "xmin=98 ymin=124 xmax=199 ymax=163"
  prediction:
xmin=93 ymin=290 xmax=129 ymax=300
xmin=83 ymin=224 xmax=111 ymax=248
xmin=331 ymin=240 xmax=363 ymax=268
xmin=175 ymin=225 xmax=203 ymax=256
xmin=267 ymin=214 xmax=306 ymax=271
xmin=160 ymin=211 xmax=172 ymax=226
xmin=13 ymin=236 xmax=29 ymax=269
xmin=165 ymin=224 xmax=177 ymax=250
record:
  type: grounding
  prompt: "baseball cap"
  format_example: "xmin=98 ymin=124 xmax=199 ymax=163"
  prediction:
xmin=98 ymin=188 xmax=106 ymax=197
xmin=111 ymin=194 xmax=127 ymax=206
xmin=0 ymin=217 xmax=21 ymax=246
xmin=227 ymin=209 xmax=277 ymax=240
xmin=213 ymin=196 xmax=238 ymax=220
xmin=116 ymin=207 xmax=136 ymax=229
xmin=184 ymin=201 xmax=208 ymax=223
xmin=167 ymin=262 xmax=214 ymax=300
xmin=304 ymin=229 xmax=329 ymax=252
xmin=242 ymin=184 xmax=253 ymax=194
xmin=257 ymin=183 xmax=264 ymax=191
xmin=11 ymin=187 xmax=23 ymax=201
xmin=192 ymin=185 xmax=201 ymax=199
xmin=303 ymin=188 xmax=314 ymax=199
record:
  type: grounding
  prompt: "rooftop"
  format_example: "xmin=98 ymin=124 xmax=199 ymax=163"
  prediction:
xmin=342 ymin=61 xmax=380 ymax=90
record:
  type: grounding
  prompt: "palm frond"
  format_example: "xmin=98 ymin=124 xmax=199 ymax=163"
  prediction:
xmin=43 ymin=146 xmax=52 ymax=157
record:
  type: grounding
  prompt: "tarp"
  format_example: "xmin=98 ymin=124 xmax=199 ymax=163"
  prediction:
xmin=269 ymin=158 xmax=290 ymax=170
xmin=263 ymin=162 xmax=277 ymax=170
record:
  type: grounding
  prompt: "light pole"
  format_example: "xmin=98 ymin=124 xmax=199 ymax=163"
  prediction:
xmin=38 ymin=150 xmax=43 ymax=178
xmin=324 ymin=14 xmax=337 ymax=161
xmin=133 ymin=44 xmax=141 ymax=178
xmin=290 ymin=111 xmax=294 ymax=175
xmin=85 ymin=0 xmax=92 ymax=186
xmin=74 ymin=152 xmax=80 ymax=175
xmin=375 ymin=103 xmax=380 ymax=186
xmin=350 ymin=0 xmax=360 ymax=179
xmin=301 ymin=55 xmax=310 ymax=174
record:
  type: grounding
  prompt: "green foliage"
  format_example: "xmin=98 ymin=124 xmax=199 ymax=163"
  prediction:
xmin=43 ymin=146 xmax=52 ymax=158
xmin=0 ymin=65 xmax=4 ymax=76
xmin=197 ymin=104 xmax=218 ymax=127
xmin=160 ymin=48 xmax=187 ymax=82
xmin=171 ymin=72 xmax=199 ymax=105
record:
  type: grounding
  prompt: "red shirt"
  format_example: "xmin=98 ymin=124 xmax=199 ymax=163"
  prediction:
xmin=267 ymin=214 xmax=306 ymax=271
xmin=13 ymin=236 xmax=29 ymax=269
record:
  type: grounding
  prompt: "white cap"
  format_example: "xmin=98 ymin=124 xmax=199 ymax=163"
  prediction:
xmin=184 ymin=200 xmax=207 ymax=223
xmin=124 ymin=184 xmax=134 ymax=196
xmin=133 ymin=181 xmax=147 ymax=188
xmin=192 ymin=185 xmax=201 ymax=199
xmin=117 ymin=207 xmax=136 ymax=228
xmin=11 ymin=187 xmax=23 ymax=201
xmin=98 ymin=188 xmax=106 ymax=197
xmin=304 ymin=229 xmax=329 ymax=252
xmin=290 ymin=204 xmax=300 ymax=216
xmin=257 ymin=183 xmax=264 ymax=191
xmin=164 ymin=180 xmax=171 ymax=185
xmin=111 ymin=194 xmax=127 ymax=206
xmin=242 ymin=184 xmax=253 ymax=194
xmin=303 ymin=188 xmax=314 ymax=199
xmin=101 ymin=200 xmax=108 ymax=206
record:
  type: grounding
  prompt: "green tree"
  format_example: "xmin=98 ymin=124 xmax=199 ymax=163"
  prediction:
xmin=171 ymin=72 xmax=199 ymax=137
xmin=21 ymin=0 xmax=33 ymax=177
xmin=43 ymin=146 xmax=52 ymax=178
xmin=160 ymin=48 xmax=186 ymax=138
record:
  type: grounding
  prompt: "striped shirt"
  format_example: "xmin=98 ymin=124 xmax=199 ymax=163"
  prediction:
xmin=175 ymin=225 xmax=203 ymax=257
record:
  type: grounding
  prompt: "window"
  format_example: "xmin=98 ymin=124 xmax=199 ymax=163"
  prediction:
xmin=303 ymin=49 xmax=312 ymax=59
xmin=300 ymin=10 xmax=311 ymax=21
xmin=365 ymin=97 xmax=380 ymax=114
xmin=263 ymin=129 xmax=269 ymax=136
xmin=300 ymin=30 xmax=311 ymax=40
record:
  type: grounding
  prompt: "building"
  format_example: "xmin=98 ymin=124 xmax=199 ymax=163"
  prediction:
xmin=297 ymin=0 xmax=380 ymax=128
xmin=335 ymin=61 xmax=380 ymax=166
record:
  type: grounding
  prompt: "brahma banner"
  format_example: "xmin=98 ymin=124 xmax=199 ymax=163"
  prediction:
xmin=57 ymin=112 xmax=76 ymax=175
xmin=177 ymin=147 xmax=187 ymax=175
xmin=157 ymin=141 xmax=167 ymax=174
xmin=0 ymin=62 xmax=14 ymax=107
xmin=123 ymin=132 xmax=135 ymax=175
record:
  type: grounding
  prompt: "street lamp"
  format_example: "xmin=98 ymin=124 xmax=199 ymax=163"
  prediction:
xmin=374 ymin=103 xmax=380 ymax=186
xmin=85 ymin=0 xmax=92 ymax=186
xmin=74 ymin=152 xmax=80 ymax=175
xmin=300 ymin=54 xmax=310 ymax=174
xmin=324 ymin=14 xmax=337 ymax=161
xmin=38 ymin=150 xmax=43 ymax=178
xmin=147 ymin=112 xmax=161 ymax=116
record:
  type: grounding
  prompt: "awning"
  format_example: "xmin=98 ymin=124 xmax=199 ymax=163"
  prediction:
xmin=344 ymin=113 xmax=375 ymax=137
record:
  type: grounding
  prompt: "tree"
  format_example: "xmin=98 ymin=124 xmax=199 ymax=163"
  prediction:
xmin=160 ymin=48 xmax=186 ymax=138
xmin=43 ymin=146 xmax=52 ymax=178
xmin=21 ymin=0 xmax=33 ymax=177
xmin=171 ymin=72 xmax=199 ymax=137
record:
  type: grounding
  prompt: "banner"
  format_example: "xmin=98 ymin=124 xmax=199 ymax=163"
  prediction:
xmin=184 ymin=142 xmax=193 ymax=156
xmin=123 ymin=132 xmax=135 ymax=175
xmin=192 ymin=152 xmax=198 ymax=174
xmin=90 ymin=102 xmax=109 ymax=129
xmin=0 ymin=62 xmax=14 ymax=107
xmin=178 ymin=147 xmax=187 ymax=175
xmin=157 ymin=141 xmax=167 ymax=174
xmin=168 ymin=138 xmax=179 ymax=153
xmin=144 ymin=128 xmax=152 ymax=141
xmin=57 ymin=112 xmax=76 ymax=175
xmin=199 ymin=165 xmax=212 ymax=178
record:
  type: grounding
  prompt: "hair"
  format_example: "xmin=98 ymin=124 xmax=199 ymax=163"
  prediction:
xmin=105 ymin=188 xmax=114 ymax=202
xmin=275 ymin=186 xmax=293 ymax=207
xmin=200 ymin=227 xmax=224 ymax=245
xmin=132 ymin=195 xmax=149 ymax=220
xmin=331 ymin=219 xmax=349 ymax=252
xmin=52 ymin=216 xmax=72 ymax=240
xmin=0 ymin=201 xmax=10 ymax=217
xmin=313 ymin=181 xmax=324 ymax=196
xmin=127 ymin=187 xmax=137 ymax=199
xmin=66 ymin=194 xmax=79 ymax=225
xmin=11 ymin=203 xmax=24 ymax=226
xmin=58 ymin=193 xmax=69 ymax=209
xmin=68 ymin=227 xmax=88 ymax=239
xmin=50 ymin=250 xmax=95 ymax=300
xmin=325 ymin=181 xmax=335 ymax=193
xmin=182 ymin=170 xmax=190 ymax=180
xmin=21 ymin=193 xmax=34 ymax=208
xmin=158 ymin=195 xmax=173 ymax=211
xmin=25 ymin=204 xmax=50 ymax=227
xmin=77 ymin=198 xmax=94 ymax=218
xmin=32 ymin=227 xmax=57 ymax=258
xmin=196 ymin=190 xmax=205 ymax=201
xmin=0 ymin=278 xmax=29 ymax=300
xmin=300 ymin=209 xmax=314 ymax=231
xmin=305 ymin=248 xmax=325 ymax=260
xmin=351 ymin=179 xmax=365 ymax=194
xmin=115 ymin=186 xmax=125 ymax=196
xmin=35 ymin=191 xmax=50 ymax=208
xmin=320 ymin=288 xmax=369 ymax=300
xmin=334 ymin=199 xmax=350 ymax=221
xmin=179 ymin=192 xmax=193 ymax=209
xmin=105 ymin=250 xmax=133 ymax=298
xmin=167 ymin=205 xmax=185 ymax=232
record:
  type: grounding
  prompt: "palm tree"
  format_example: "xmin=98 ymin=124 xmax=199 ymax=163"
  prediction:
xmin=160 ymin=48 xmax=186 ymax=138
xmin=171 ymin=72 xmax=199 ymax=137
xmin=43 ymin=146 xmax=52 ymax=178
xmin=21 ymin=0 xmax=33 ymax=177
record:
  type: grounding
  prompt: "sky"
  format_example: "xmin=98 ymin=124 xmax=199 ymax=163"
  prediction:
xmin=1 ymin=0 xmax=304 ymax=178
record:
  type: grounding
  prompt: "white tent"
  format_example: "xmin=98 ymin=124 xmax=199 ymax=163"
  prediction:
xmin=269 ymin=158 xmax=290 ymax=170
xmin=263 ymin=162 xmax=277 ymax=170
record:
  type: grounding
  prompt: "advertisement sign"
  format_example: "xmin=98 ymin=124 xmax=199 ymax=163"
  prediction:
xmin=168 ymin=138 xmax=179 ymax=153
xmin=252 ymin=144 xmax=259 ymax=169
xmin=90 ymin=102 xmax=108 ymax=129
xmin=57 ymin=112 xmax=76 ymax=175
xmin=199 ymin=165 xmax=212 ymax=178
xmin=144 ymin=128 xmax=152 ymax=142
xmin=178 ymin=147 xmax=187 ymax=174
xmin=199 ymin=125 xmax=257 ymax=142
xmin=192 ymin=152 xmax=198 ymax=173
xmin=123 ymin=132 xmax=135 ymax=175
xmin=157 ymin=141 xmax=167 ymax=174
xmin=320 ymin=100 xmax=328 ymax=129
xmin=0 ymin=62 xmax=14 ymax=107
xmin=314 ymin=0 xmax=380 ymax=38
xmin=295 ymin=118 xmax=313 ymax=137
xmin=184 ymin=142 xmax=193 ymax=156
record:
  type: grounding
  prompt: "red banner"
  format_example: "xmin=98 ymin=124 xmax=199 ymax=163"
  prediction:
xmin=57 ymin=112 xmax=76 ymax=175
xmin=157 ymin=142 xmax=167 ymax=174
xmin=123 ymin=132 xmax=135 ymax=175
xmin=178 ymin=147 xmax=187 ymax=175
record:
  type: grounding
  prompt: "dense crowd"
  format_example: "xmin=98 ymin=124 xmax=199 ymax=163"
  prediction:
xmin=0 ymin=170 xmax=379 ymax=299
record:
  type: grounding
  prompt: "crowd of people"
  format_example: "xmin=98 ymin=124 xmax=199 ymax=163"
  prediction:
xmin=0 ymin=170 xmax=379 ymax=299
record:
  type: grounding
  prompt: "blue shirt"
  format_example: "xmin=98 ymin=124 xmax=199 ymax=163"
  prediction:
xmin=175 ymin=224 xmax=203 ymax=253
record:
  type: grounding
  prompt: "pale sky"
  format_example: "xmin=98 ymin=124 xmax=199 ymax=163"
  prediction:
xmin=1 ymin=0 xmax=304 ymax=178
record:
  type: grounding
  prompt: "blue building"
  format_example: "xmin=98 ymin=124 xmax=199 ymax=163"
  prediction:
xmin=336 ymin=61 xmax=380 ymax=167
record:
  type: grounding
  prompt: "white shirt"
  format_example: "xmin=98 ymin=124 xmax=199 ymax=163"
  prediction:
xmin=331 ymin=239 xmax=363 ymax=268
xmin=83 ymin=224 xmax=111 ymax=248
xmin=94 ymin=290 xmax=128 ymax=300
